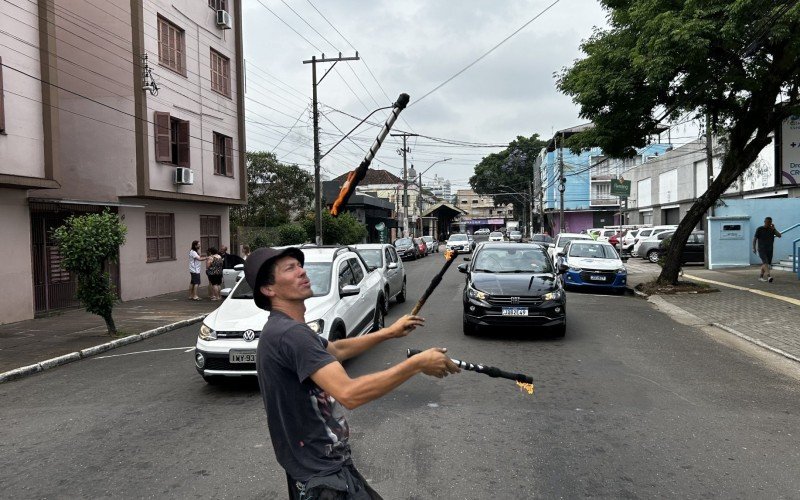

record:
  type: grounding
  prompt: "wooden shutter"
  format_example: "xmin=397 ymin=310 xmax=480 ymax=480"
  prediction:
xmin=154 ymin=112 xmax=171 ymax=162
xmin=0 ymin=56 xmax=5 ymax=133
xmin=224 ymin=136 xmax=233 ymax=176
xmin=177 ymin=120 xmax=190 ymax=167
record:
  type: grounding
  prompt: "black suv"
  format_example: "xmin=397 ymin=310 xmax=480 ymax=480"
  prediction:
xmin=458 ymin=242 xmax=567 ymax=337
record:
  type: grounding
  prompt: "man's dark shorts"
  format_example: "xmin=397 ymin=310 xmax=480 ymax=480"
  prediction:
xmin=190 ymin=272 xmax=201 ymax=285
xmin=758 ymin=248 xmax=773 ymax=265
xmin=288 ymin=462 xmax=382 ymax=500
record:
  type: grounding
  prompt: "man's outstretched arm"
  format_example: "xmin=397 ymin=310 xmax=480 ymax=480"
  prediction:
xmin=310 ymin=348 xmax=460 ymax=410
xmin=326 ymin=315 xmax=424 ymax=362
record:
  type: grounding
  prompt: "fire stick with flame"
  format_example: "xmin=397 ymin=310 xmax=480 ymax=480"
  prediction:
xmin=406 ymin=349 xmax=535 ymax=394
xmin=330 ymin=93 xmax=410 ymax=217
xmin=410 ymin=249 xmax=458 ymax=316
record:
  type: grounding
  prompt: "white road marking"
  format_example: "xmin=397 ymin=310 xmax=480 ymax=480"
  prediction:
xmin=94 ymin=346 xmax=196 ymax=359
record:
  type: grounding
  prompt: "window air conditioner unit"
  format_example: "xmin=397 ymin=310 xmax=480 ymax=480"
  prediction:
xmin=174 ymin=167 xmax=194 ymax=185
xmin=216 ymin=10 xmax=232 ymax=29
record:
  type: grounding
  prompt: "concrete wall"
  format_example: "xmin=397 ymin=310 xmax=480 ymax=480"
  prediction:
xmin=118 ymin=199 xmax=229 ymax=300
xmin=0 ymin=190 xmax=35 ymax=324
xmin=0 ymin=0 xmax=46 ymax=179
xmin=715 ymin=198 xmax=800 ymax=265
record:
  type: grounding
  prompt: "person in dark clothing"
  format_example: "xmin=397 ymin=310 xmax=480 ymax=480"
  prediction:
xmin=753 ymin=217 xmax=782 ymax=282
xmin=220 ymin=245 xmax=245 ymax=269
xmin=244 ymin=247 xmax=460 ymax=499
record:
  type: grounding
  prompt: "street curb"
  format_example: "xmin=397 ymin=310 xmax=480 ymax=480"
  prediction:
xmin=710 ymin=322 xmax=800 ymax=365
xmin=0 ymin=314 xmax=208 ymax=384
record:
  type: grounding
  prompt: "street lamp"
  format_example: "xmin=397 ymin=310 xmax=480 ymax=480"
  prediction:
xmin=409 ymin=158 xmax=451 ymax=236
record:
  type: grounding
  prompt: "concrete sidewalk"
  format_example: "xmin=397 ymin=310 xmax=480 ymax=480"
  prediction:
xmin=626 ymin=260 xmax=800 ymax=363
xmin=0 ymin=288 xmax=219 ymax=381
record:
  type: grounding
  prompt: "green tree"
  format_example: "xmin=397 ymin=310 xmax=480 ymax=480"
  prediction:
xmin=301 ymin=211 xmax=367 ymax=245
xmin=231 ymin=151 xmax=314 ymax=228
xmin=469 ymin=135 xmax=546 ymax=218
xmin=52 ymin=210 xmax=127 ymax=335
xmin=277 ymin=223 xmax=308 ymax=246
xmin=557 ymin=0 xmax=800 ymax=284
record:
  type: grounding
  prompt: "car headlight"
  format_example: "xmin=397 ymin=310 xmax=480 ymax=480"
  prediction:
xmin=199 ymin=323 xmax=217 ymax=341
xmin=467 ymin=285 xmax=489 ymax=302
xmin=616 ymin=267 xmax=627 ymax=274
xmin=543 ymin=290 xmax=563 ymax=301
xmin=306 ymin=319 xmax=324 ymax=335
xmin=568 ymin=266 xmax=582 ymax=272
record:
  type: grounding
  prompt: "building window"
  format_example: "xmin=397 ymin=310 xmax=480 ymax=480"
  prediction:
xmin=154 ymin=112 xmax=190 ymax=166
xmin=208 ymin=0 xmax=228 ymax=11
xmin=213 ymin=132 xmax=234 ymax=176
xmin=158 ymin=16 xmax=186 ymax=76
xmin=210 ymin=49 xmax=231 ymax=97
xmin=0 ymin=56 xmax=5 ymax=134
xmin=146 ymin=212 xmax=175 ymax=262
xmin=200 ymin=215 xmax=221 ymax=253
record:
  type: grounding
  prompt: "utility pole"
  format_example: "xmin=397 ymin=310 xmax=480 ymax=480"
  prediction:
xmin=303 ymin=52 xmax=359 ymax=245
xmin=529 ymin=182 xmax=534 ymax=236
xmin=390 ymin=132 xmax=418 ymax=237
xmin=559 ymin=133 xmax=566 ymax=233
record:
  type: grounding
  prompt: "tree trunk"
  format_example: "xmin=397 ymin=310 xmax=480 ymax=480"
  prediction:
xmin=103 ymin=314 xmax=117 ymax=336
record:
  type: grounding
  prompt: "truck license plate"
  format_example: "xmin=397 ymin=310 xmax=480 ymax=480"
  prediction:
xmin=501 ymin=307 xmax=528 ymax=316
xmin=229 ymin=351 xmax=256 ymax=363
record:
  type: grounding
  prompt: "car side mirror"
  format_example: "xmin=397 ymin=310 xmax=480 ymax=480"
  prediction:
xmin=220 ymin=288 xmax=231 ymax=297
xmin=387 ymin=262 xmax=398 ymax=269
xmin=557 ymin=252 xmax=565 ymax=257
xmin=557 ymin=264 xmax=568 ymax=274
xmin=233 ymin=263 xmax=244 ymax=271
xmin=340 ymin=284 xmax=360 ymax=297
xmin=457 ymin=263 xmax=468 ymax=273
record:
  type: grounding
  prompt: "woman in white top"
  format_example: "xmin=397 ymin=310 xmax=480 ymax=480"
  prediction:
xmin=188 ymin=240 xmax=205 ymax=300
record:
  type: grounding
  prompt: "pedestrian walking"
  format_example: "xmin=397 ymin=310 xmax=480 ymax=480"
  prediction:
xmin=188 ymin=240 xmax=204 ymax=300
xmin=244 ymin=247 xmax=460 ymax=499
xmin=753 ymin=216 xmax=782 ymax=282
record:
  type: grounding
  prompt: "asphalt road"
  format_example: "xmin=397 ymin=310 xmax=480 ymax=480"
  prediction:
xmin=2 ymin=250 xmax=800 ymax=499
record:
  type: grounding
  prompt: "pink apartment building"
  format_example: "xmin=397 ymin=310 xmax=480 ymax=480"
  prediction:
xmin=0 ymin=0 xmax=245 ymax=323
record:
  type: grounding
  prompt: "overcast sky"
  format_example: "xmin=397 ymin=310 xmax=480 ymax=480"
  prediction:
xmin=240 ymin=1 xmax=630 ymax=189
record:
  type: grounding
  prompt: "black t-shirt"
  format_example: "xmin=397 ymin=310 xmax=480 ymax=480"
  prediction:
xmin=754 ymin=225 xmax=777 ymax=250
xmin=256 ymin=311 xmax=351 ymax=483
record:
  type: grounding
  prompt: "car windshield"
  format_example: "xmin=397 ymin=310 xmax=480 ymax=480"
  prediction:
xmin=230 ymin=262 xmax=332 ymax=298
xmin=557 ymin=236 xmax=587 ymax=247
xmin=473 ymin=248 xmax=553 ymax=273
xmin=395 ymin=238 xmax=412 ymax=246
xmin=532 ymin=234 xmax=553 ymax=243
xmin=357 ymin=249 xmax=382 ymax=270
xmin=489 ymin=232 xmax=502 ymax=237
xmin=569 ymin=244 xmax=618 ymax=259
xmin=450 ymin=234 xmax=468 ymax=241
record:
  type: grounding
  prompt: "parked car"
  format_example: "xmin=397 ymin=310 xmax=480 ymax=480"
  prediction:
xmin=394 ymin=237 xmax=421 ymax=260
xmin=657 ymin=231 xmax=705 ymax=264
xmin=639 ymin=230 xmax=676 ymax=263
xmin=631 ymin=226 xmax=677 ymax=257
xmin=548 ymin=232 xmax=593 ymax=262
xmin=421 ymin=235 xmax=439 ymax=253
xmin=474 ymin=228 xmax=491 ymax=235
xmin=194 ymin=246 xmax=384 ymax=383
xmin=413 ymin=237 xmax=428 ymax=257
xmin=621 ymin=229 xmax=640 ymax=251
xmin=530 ymin=233 xmax=553 ymax=249
xmin=458 ymin=242 xmax=566 ymax=336
xmin=446 ymin=233 xmax=473 ymax=253
xmin=508 ymin=230 xmax=523 ymax=242
xmin=354 ymin=243 xmax=407 ymax=312
xmin=488 ymin=231 xmax=504 ymax=242
xmin=556 ymin=240 xmax=627 ymax=293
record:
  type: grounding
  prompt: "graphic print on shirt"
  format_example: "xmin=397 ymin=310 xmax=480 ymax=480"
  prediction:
xmin=309 ymin=387 xmax=350 ymax=457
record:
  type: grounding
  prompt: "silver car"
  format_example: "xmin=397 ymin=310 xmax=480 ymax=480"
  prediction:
xmin=354 ymin=244 xmax=407 ymax=313
xmin=509 ymin=230 xmax=522 ymax=242
xmin=639 ymin=231 xmax=675 ymax=263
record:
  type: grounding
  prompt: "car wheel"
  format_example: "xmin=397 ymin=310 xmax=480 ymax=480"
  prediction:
xmin=371 ymin=302 xmax=385 ymax=332
xmin=329 ymin=325 xmax=346 ymax=342
xmin=463 ymin=318 xmax=477 ymax=336
xmin=396 ymin=279 xmax=407 ymax=303
xmin=202 ymin=375 xmax=221 ymax=385
xmin=382 ymin=287 xmax=390 ymax=313
xmin=647 ymin=250 xmax=659 ymax=263
xmin=552 ymin=321 xmax=566 ymax=338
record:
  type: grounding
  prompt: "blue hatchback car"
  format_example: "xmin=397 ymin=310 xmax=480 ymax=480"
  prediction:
xmin=557 ymin=240 xmax=627 ymax=293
